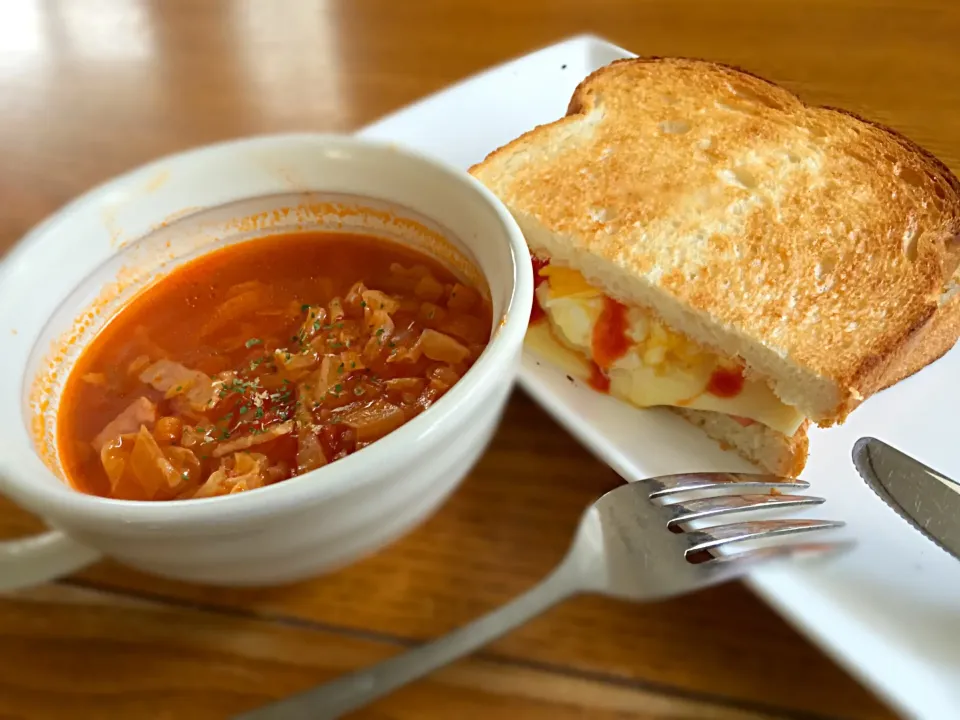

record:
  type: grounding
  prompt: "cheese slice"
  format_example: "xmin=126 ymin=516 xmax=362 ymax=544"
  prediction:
xmin=528 ymin=267 xmax=805 ymax=436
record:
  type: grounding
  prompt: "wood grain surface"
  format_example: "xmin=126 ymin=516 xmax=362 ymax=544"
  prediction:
xmin=4 ymin=0 xmax=958 ymax=717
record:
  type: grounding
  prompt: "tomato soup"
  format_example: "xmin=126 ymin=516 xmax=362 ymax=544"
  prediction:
xmin=57 ymin=232 xmax=492 ymax=501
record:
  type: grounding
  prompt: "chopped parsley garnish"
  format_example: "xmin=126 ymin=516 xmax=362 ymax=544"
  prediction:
xmin=255 ymin=407 xmax=264 ymax=419
xmin=175 ymin=385 xmax=183 ymax=392
xmin=360 ymin=301 xmax=366 ymax=308
xmin=301 ymin=303 xmax=310 ymax=312
xmin=245 ymin=338 xmax=262 ymax=348
xmin=337 ymin=363 xmax=344 ymax=374
xmin=239 ymin=405 xmax=249 ymax=415
xmin=353 ymin=386 xmax=365 ymax=396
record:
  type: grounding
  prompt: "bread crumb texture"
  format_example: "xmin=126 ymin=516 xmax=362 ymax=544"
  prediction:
xmin=472 ymin=58 xmax=960 ymax=423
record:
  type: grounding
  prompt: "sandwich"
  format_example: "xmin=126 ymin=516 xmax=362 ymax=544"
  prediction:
xmin=470 ymin=57 xmax=960 ymax=475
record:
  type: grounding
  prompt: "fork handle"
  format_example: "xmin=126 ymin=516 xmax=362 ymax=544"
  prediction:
xmin=236 ymin=562 xmax=579 ymax=719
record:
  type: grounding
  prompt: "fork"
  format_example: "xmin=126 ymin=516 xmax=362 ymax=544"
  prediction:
xmin=236 ymin=472 xmax=847 ymax=719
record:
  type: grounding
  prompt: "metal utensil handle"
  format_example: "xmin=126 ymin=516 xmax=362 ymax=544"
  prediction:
xmin=236 ymin=563 xmax=579 ymax=719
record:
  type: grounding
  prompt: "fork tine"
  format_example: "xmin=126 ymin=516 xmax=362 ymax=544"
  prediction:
xmin=702 ymin=541 xmax=854 ymax=581
xmin=706 ymin=541 xmax=853 ymax=565
xmin=666 ymin=494 xmax=825 ymax=528
xmin=644 ymin=472 xmax=809 ymax=499
xmin=685 ymin=519 xmax=845 ymax=554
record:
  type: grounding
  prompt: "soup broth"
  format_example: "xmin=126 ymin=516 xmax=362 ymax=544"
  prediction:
xmin=57 ymin=231 xmax=492 ymax=501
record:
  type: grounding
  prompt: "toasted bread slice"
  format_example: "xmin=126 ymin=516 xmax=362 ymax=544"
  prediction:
xmin=471 ymin=57 xmax=960 ymax=426
xmin=672 ymin=408 xmax=809 ymax=477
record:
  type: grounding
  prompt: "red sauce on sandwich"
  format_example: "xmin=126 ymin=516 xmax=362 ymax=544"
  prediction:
xmin=706 ymin=366 xmax=745 ymax=398
xmin=591 ymin=296 xmax=631 ymax=369
xmin=588 ymin=360 xmax=611 ymax=393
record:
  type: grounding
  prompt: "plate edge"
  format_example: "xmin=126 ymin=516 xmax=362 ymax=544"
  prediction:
xmin=358 ymin=36 xmax=941 ymax=720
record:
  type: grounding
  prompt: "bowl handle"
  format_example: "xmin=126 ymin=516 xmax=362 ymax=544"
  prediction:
xmin=0 ymin=530 xmax=101 ymax=591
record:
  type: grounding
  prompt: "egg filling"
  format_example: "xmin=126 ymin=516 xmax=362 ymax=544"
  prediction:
xmin=528 ymin=262 xmax=805 ymax=436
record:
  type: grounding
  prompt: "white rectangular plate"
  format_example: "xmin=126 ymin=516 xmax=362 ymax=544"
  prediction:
xmin=360 ymin=35 xmax=960 ymax=720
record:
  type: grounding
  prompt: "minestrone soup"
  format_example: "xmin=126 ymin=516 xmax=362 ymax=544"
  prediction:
xmin=58 ymin=232 xmax=492 ymax=501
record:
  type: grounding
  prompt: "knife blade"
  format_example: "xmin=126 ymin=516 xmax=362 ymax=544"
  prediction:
xmin=852 ymin=437 xmax=960 ymax=561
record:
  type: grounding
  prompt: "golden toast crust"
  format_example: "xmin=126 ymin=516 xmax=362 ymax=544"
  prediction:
xmin=471 ymin=57 xmax=960 ymax=424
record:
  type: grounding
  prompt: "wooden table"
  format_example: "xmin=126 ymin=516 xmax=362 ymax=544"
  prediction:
xmin=3 ymin=0 xmax=955 ymax=717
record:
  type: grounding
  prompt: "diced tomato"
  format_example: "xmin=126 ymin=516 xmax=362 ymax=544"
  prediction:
xmin=588 ymin=360 xmax=610 ymax=393
xmin=591 ymin=296 xmax=631 ymax=370
xmin=731 ymin=415 xmax=755 ymax=427
xmin=707 ymin=366 xmax=745 ymax=398
xmin=530 ymin=255 xmax=550 ymax=323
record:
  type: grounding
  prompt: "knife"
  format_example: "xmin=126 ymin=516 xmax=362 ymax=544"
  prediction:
xmin=853 ymin=437 xmax=960 ymax=561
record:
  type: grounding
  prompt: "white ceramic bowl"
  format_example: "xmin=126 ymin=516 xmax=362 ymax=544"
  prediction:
xmin=0 ymin=134 xmax=531 ymax=587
